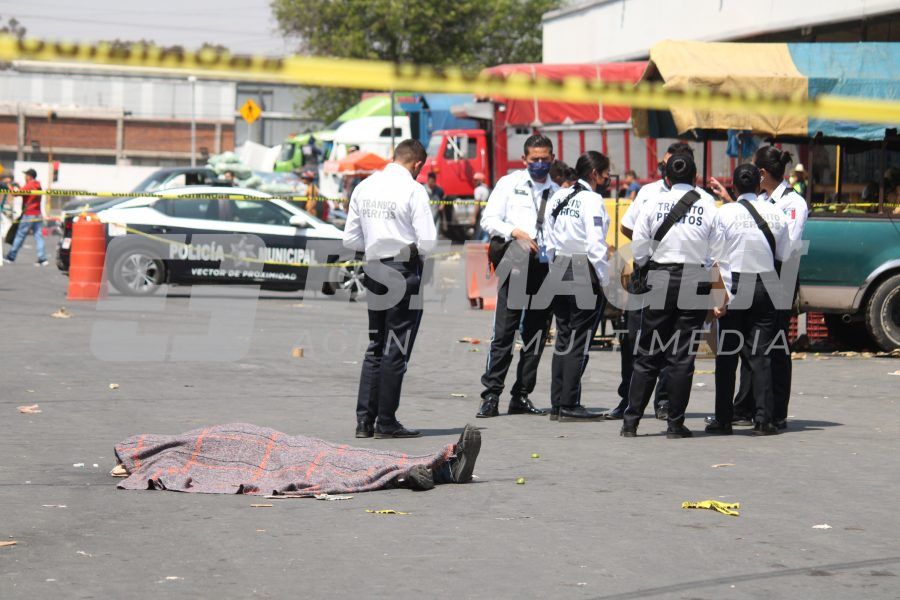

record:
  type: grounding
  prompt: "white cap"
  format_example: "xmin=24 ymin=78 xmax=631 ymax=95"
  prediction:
xmin=794 ymin=163 xmax=805 ymax=173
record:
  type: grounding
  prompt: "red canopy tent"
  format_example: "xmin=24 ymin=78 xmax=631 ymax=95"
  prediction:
xmin=480 ymin=62 xmax=648 ymax=126
xmin=324 ymin=150 xmax=389 ymax=175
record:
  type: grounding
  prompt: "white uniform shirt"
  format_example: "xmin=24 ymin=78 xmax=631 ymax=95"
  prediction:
xmin=716 ymin=193 xmax=791 ymax=295
xmin=342 ymin=163 xmax=437 ymax=260
xmin=480 ymin=169 xmax=559 ymax=241
xmin=621 ymin=178 xmax=666 ymax=232
xmin=632 ymin=182 xmax=722 ymax=267
xmin=545 ymin=179 xmax=611 ymax=285
xmin=763 ymin=181 xmax=809 ymax=246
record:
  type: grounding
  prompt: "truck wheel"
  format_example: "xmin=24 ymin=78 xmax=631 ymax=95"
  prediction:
xmin=865 ymin=273 xmax=900 ymax=351
xmin=109 ymin=247 xmax=166 ymax=296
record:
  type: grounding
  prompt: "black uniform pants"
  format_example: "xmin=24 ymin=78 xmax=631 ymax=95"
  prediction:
xmin=714 ymin=274 xmax=778 ymax=425
xmin=616 ymin=304 xmax=669 ymax=412
xmin=734 ymin=295 xmax=795 ymax=422
xmin=481 ymin=256 xmax=551 ymax=401
xmin=356 ymin=258 xmax=423 ymax=427
xmin=550 ymin=258 xmax=605 ymax=409
xmin=624 ymin=265 xmax=708 ymax=430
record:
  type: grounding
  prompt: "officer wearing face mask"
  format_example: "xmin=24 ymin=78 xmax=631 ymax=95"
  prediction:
xmin=477 ymin=134 xmax=560 ymax=418
xmin=544 ymin=151 xmax=611 ymax=420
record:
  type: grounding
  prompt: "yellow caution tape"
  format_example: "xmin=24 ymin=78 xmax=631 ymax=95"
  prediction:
xmin=681 ymin=500 xmax=740 ymax=517
xmin=4 ymin=188 xmax=486 ymax=206
xmin=1 ymin=35 xmax=899 ymax=126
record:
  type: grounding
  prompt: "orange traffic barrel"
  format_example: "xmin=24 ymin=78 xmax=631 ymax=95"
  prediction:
xmin=67 ymin=214 xmax=107 ymax=300
xmin=465 ymin=242 xmax=498 ymax=310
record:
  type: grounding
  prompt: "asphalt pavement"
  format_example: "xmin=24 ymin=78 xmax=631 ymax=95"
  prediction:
xmin=2 ymin=236 xmax=900 ymax=599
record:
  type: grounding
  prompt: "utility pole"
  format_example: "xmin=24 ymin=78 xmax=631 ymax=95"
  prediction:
xmin=189 ymin=76 xmax=197 ymax=166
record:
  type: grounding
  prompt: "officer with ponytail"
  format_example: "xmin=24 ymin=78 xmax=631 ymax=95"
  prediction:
xmin=732 ymin=146 xmax=809 ymax=429
xmin=544 ymin=151 xmax=612 ymax=421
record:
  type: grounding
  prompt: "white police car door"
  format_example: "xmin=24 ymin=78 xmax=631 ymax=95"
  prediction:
xmin=157 ymin=198 xmax=315 ymax=289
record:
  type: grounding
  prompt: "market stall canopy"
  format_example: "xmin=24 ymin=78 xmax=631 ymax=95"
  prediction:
xmin=327 ymin=150 xmax=389 ymax=175
xmin=480 ymin=62 xmax=647 ymax=126
xmin=633 ymin=41 xmax=900 ymax=141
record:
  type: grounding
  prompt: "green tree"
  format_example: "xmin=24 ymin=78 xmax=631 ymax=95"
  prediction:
xmin=271 ymin=0 xmax=561 ymax=123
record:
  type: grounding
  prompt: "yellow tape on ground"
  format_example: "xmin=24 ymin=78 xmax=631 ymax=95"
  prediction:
xmin=1 ymin=35 xmax=899 ymax=126
xmin=4 ymin=188 xmax=487 ymax=206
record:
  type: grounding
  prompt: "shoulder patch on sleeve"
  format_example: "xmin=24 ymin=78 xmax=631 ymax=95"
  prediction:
xmin=593 ymin=215 xmax=603 ymax=227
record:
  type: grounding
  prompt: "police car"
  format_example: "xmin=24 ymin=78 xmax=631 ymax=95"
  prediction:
xmin=57 ymin=186 xmax=363 ymax=297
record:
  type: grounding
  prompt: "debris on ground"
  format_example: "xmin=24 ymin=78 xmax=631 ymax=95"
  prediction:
xmin=889 ymin=370 xmax=900 ymax=377
xmin=165 ymin=576 xmax=183 ymax=581
xmin=468 ymin=348 xmax=480 ymax=352
xmin=458 ymin=337 xmax=481 ymax=344
xmin=791 ymin=352 xmax=807 ymax=360
xmin=450 ymin=393 xmax=467 ymax=398
xmin=76 ymin=550 xmax=92 ymax=558
xmin=695 ymin=369 xmax=715 ymax=375
xmin=109 ymin=464 xmax=128 ymax=477
xmin=51 ymin=307 xmax=72 ymax=319
xmin=516 ymin=477 xmax=526 ymax=485
xmin=314 ymin=493 xmax=353 ymax=501
xmin=108 ymin=383 xmax=120 ymax=390
xmin=0 ymin=541 xmax=17 ymax=548
xmin=695 ymin=382 xmax=707 ymax=387
xmin=711 ymin=463 xmax=735 ymax=468
xmin=681 ymin=500 xmax=740 ymax=516
xmin=42 ymin=504 xmax=67 ymax=508
xmin=250 ymin=503 xmax=273 ymax=508
xmin=495 ymin=516 xmax=533 ymax=521
xmin=72 ymin=463 xmax=85 ymax=468
xmin=531 ymin=453 xmax=540 ymax=459
xmin=812 ymin=524 xmax=833 ymax=529
xmin=291 ymin=347 xmax=304 ymax=358
xmin=365 ymin=509 xmax=409 ymax=515
xmin=17 ymin=404 xmax=41 ymax=414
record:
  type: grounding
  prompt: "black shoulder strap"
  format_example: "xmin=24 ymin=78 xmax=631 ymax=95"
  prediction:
xmin=738 ymin=199 xmax=776 ymax=259
xmin=535 ymin=188 xmax=552 ymax=233
xmin=653 ymin=189 xmax=700 ymax=243
xmin=550 ymin=183 xmax=586 ymax=220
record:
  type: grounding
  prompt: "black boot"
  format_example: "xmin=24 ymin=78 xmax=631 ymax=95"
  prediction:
xmin=559 ymin=405 xmax=604 ymax=422
xmin=549 ymin=407 xmax=560 ymax=421
xmin=704 ymin=419 xmax=733 ymax=435
xmin=355 ymin=420 xmax=374 ymax=438
xmin=449 ymin=424 xmax=481 ymax=483
xmin=508 ymin=395 xmax=548 ymax=415
xmin=398 ymin=465 xmax=435 ymax=491
xmin=752 ymin=422 xmax=779 ymax=436
xmin=476 ymin=395 xmax=500 ymax=418
xmin=666 ymin=425 xmax=693 ymax=439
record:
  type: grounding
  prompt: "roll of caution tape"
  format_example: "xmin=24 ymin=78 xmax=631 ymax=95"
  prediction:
xmin=1 ymin=35 xmax=899 ymax=126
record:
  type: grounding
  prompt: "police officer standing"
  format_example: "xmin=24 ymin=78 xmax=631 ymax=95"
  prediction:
xmin=606 ymin=142 xmax=700 ymax=421
xmin=477 ymin=134 xmax=559 ymax=418
xmin=706 ymin=164 xmax=791 ymax=436
xmin=545 ymin=151 xmax=611 ymax=420
xmin=621 ymin=153 xmax=722 ymax=438
xmin=343 ymin=139 xmax=437 ymax=439
xmin=731 ymin=147 xmax=809 ymax=429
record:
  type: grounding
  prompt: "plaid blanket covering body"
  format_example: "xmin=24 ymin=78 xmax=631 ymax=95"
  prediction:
xmin=115 ymin=423 xmax=455 ymax=496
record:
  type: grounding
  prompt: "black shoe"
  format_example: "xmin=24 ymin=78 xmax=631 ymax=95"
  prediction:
xmin=374 ymin=423 xmax=422 ymax=439
xmin=666 ymin=425 xmax=693 ymax=439
xmin=752 ymin=422 xmax=778 ymax=436
xmin=655 ymin=407 xmax=669 ymax=421
xmin=508 ymin=396 xmax=548 ymax=415
xmin=704 ymin=419 xmax=733 ymax=435
xmin=549 ymin=407 xmax=560 ymax=421
xmin=450 ymin=424 xmax=481 ymax=483
xmin=620 ymin=426 xmax=637 ymax=437
xmin=399 ymin=464 xmax=435 ymax=491
xmin=732 ymin=416 xmax=754 ymax=427
xmin=559 ymin=405 xmax=604 ymax=422
xmin=476 ymin=396 xmax=500 ymax=418
xmin=774 ymin=419 xmax=788 ymax=430
xmin=355 ymin=420 xmax=374 ymax=438
xmin=602 ymin=407 xmax=625 ymax=420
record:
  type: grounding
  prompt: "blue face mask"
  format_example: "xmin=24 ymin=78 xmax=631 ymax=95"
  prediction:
xmin=527 ymin=160 xmax=552 ymax=180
